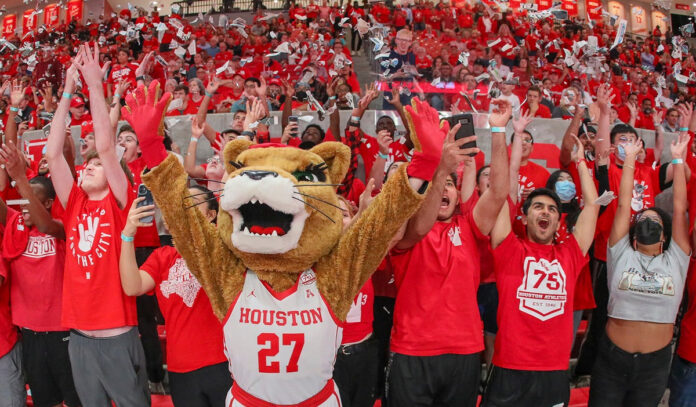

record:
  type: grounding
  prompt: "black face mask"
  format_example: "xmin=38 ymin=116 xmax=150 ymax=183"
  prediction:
xmin=295 ymin=90 xmax=308 ymax=102
xmin=635 ymin=217 xmax=663 ymax=245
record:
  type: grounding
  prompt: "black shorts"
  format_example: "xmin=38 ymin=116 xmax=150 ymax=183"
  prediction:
xmin=477 ymin=282 xmax=499 ymax=335
xmin=482 ymin=365 xmax=569 ymax=407
xmin=21 ymin=329 xmax=81 ymax=407
xmin=386 ymin=352 xmax=480 ymax=407
xmin=169 ymin=362 xmax=232 ymax=407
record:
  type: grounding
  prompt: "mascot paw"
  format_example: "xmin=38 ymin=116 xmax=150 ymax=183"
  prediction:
xmin=121 ymin=80 xmax=172 ymax=168
xmin=404 ymin=98 xmax=449 ymax=181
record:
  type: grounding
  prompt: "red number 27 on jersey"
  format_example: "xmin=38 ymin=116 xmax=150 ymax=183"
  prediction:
xmin=258 ymin=333 xmax=306 ymax=373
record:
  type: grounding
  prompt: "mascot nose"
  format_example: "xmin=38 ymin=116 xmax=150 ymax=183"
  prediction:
xmin=242 ymin=170 xmax=278 ymax=180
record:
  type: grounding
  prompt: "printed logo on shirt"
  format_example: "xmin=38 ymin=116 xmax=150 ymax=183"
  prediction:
xmin=69 ymin=210 xmax=111 ymax=267
xmin=346 ymin=292 xmax=368 ymax=323
xmin=631 ymin=180 xmax=650 ymax=212
xmin=618 ymin=267 xmax=675 ymax=296
xmin=300 ymin=270 xmax=317 ymax=286
xmin=160 ymin=258 xmax=202 ymax=307
xmin=23 ymin=235 xmax=57 ymax=258
xmin=448 ymin=226 xmax=462 ymax=246
xmin=517 ymin=257 xmax=568 ymax=321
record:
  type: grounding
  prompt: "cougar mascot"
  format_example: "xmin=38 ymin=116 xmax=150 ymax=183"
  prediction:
xmin=123 ymin=81 xmax=448 ymax=406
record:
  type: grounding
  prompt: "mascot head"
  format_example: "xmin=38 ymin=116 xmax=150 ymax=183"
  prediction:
xmin=217 ymin=139 xmax=351 ymax=273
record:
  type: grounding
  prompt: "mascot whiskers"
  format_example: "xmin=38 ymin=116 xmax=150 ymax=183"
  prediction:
xmin=122 ymin=81 xmax=449 ymax=406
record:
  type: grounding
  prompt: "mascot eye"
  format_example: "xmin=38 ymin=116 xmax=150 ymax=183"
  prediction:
xmin=293 ymin=163 xmax=328 ymax=183
xmin=293 ymin=171 xmax=321 ymax=182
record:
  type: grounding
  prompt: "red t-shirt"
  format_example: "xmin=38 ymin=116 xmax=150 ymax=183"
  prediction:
xmin=62 ymin=184 xmax=137 ymax=330
xmin=0 ymin=248 xmax=18 ymax=358
xmin=108 ymin=62 xmax=139 ymax=88
xmin=390 ymin=209 xmax=486 ymax=356
xmin=2 ymin=208 xmax=66 ymax=331
xmin=493 ymin=232 xmax=586 ymax=370
xmin=677 ymin=257 xmax=696 ymax=363
xmin=140 ymin=246 xmax=226 ymax=372
xmin=341 ymin=280 xmax=374 ymax=344
xmin=594 ymin=161 xmax=660 ymax=262
xmin=520 ymin=104 xmax=552 ymax=118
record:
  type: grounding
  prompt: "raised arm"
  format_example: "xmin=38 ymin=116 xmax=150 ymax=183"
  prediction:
xmin=473 ymin=98 xmax=512 ymax=236
xmin=559 ymin=106 xmax=586 ymax=168
xmin=670 ymin=133 xmax=691 ymax=254
xmin=74 ymin=44 xmax=128 ymax=208
xmin=184 ymin=116 xmax=207 ymax=179
xmin=395 ymin=122 xmax=476 ymax=250
xmin=0 ymin=143 xmax=65 ymax=239
xmin=123 ymin=80 xmax=242 ymax=319
xmin=119 ymin=198 xmax=157 ymax=296
xmin=110 ymin=80 xmax=130 ymax=130
xmin=652 ymin=109 xmax=664 ymax=164
xmin=609 ymin=138 xmax=642 ymax=247
xmin=508 ymin=111 xmax=530 ymax=203
xmin=369 ymin=130 xmax=391 ymax=190
xmin=5 ymin=79 xmax=25 ymax=146
xmin=46 ymin=60 xmax=80 ymax=208
xmin=570 ymin=135 xmax=600 ymax=255
xmin=594 ymin=84 xmax=615 ymax=160
xmin=197 ymin=76 xmax=221 ymax=145
xmin=460 ymin=156 xmax=477 ymax=202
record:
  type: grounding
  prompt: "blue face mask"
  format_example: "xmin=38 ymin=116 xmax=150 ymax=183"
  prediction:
xmin=555 ymin=180 xmax=576 ymax=202
xmin=617 ymin=144 xmax=627 ymax=161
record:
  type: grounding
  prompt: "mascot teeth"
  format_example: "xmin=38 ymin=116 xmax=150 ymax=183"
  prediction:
xmin=222 ymin=171 xmax=310 ymax=254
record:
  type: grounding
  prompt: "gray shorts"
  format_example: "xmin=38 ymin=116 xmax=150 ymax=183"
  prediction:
xmin=68 ymin=328 xmax=150 ymax=407
xmin=0 ymin=341 xmax=26 ymax=407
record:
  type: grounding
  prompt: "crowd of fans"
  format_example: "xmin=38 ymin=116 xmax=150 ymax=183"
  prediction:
xmin=1 ymin=0 xmax=696 ymax=406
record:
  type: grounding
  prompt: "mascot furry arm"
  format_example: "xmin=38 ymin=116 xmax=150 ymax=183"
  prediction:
xmin=123 ymin=81 xmax=448 ymax=321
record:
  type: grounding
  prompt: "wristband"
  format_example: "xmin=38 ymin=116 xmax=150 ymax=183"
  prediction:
xmin=205 ymin=91 xmax=214 ymax=98
xmin=623 ymin=164 xmax=635 ymax=170
xmin=672 ymin=158 xmax=684 ymax=164
xmin=490 ymin=126 xmax=506 ymax=133
xmin=350 ymin=115 xmax=361 ymax=122
xmin=62 ymin=92 xmax=72 ymax=100
xmin=680 ymin=127 xmax=689 ymax=132
xmin=377 ymin=151 xmax=389 ymax=160
xmin=329 ymin=95 xmax=337 ymax=100
xmin=190 ymin=137 xmax=199 ymax=143
xmin=136 ymin=75 xmax=145 ymax=82
xmin=9 ymin=106 xmax=19 ymax=112
xmin=114 ymin=93 xmax=121 ymax=100
xmin=121 ymin=233 xmax=135 ymax=242
xmin=348 ymin=120 xmax=360 ymax=128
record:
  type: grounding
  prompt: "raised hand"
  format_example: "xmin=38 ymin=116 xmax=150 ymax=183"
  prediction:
xmin=121 ymin=80 xmax=172 ymax=168
xmin=623 ymin=138 xmax=642 ymax=159
xmin=377 ymin=130 xmax=391 ymax=155
xmin=671 ymin=133 xmax=690 ymax=159
xmin=206 ymin=75 xmax=221 ymax=95
xmin=596 ymin=83 xmax=614 ymax=114
xmin=358 ymin=178 xmax=376 ymax=214
xmin=572 ymin=135 xmax=585 ymax=163
xmin=512 ymin=110 xmax=532 ymax=134
xmin=74 ymin=44 xmax=109 ymax=88
xmin=626 ymin=101 xmax=638 ymax=118
xmin=191 ymin=116 xmax=205 ymax=139
xmin=0 ymin=142 xmax=27 ymax=181
xmin=676 ymin=102 xmax=693 ymax=130
xmin=281 ymin=79 xmax=295 ymax=98
xmin=64 ymin=56 xmax=81 ymax=95
xmin=135 ymin=51 xmax=154 ymax=78
xmin=257 ymin=77 xmax=268 ymax=97
xmin=123 ymin=197 xmax=155 ymax=238
xmin=489 ymin=98 xmax=512 ymax=128
xmin=114 ymin=79 xmax=131 ymax=100
xmin=10 ymin=79 xmax=26 ymax=108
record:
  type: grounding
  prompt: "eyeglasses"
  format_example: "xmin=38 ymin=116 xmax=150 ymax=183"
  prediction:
xmin=207 ymin=157 xmax=221 ymax=165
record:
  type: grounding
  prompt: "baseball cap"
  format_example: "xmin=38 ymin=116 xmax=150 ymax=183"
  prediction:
xmin=80 ymin=121 xmax=94 ymax=138
xmin=71 ymin=96 xmax=85 ymax=108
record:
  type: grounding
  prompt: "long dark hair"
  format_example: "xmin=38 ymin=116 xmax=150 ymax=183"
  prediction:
xmin=189 ymin=184 xmax=219 ymax=224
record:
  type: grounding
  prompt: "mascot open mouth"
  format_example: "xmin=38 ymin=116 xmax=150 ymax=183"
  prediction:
xmin=239 ymin=201 xmax=294 ymax=237
xmin=221 ymin=171 xmax=310 ymax=254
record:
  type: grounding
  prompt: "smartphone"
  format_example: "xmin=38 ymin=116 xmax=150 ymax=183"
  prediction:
xmin=446 ymin=113 xmax=476 ymax=156
xmin=136 ymin=184 xmax=154 ymax=224
xmin=288 ymin=116 xmax=299 ymax=137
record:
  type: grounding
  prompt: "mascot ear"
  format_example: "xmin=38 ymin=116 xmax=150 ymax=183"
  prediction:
xmin=223 ymin=139 xmax=253 ymax=174
xmin=309 ymin=142 xmax=351 ymax=187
